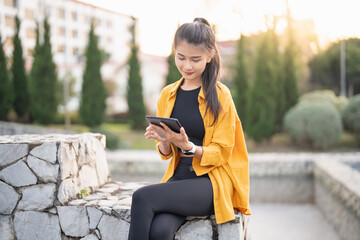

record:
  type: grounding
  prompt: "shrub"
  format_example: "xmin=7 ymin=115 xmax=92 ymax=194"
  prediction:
xmin=342 ymin=94 xmax=360 ymax=145
xmin=284 ymin=101 xmax=343 ymax=149
xmin=300 ymin=90 xmax=348 ymax=112
xmin=90 ymin=127 xmax=120 ymax=150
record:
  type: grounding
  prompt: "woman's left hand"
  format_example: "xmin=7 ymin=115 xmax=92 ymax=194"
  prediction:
xmin=147 ymin=122 xmax=192 ymax=150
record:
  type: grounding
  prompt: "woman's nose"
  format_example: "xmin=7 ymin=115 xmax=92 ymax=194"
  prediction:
xmin=184 ymin=60 xmax=192 ymax=70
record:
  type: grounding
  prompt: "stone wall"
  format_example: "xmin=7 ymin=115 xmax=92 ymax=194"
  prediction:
xmin=0 ymin=134 xmax=248 ymax=240
xmin=0 ymin=134 xmax=110 ymax=240
xmin=314 ymin=159 xmax=360 ymax=240
xmin=248 ymin=153 xmax=360 ymax=240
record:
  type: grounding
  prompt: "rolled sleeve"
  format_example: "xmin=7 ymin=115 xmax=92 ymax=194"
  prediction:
xmin=156 ymin=141 xmax=174 ymax=160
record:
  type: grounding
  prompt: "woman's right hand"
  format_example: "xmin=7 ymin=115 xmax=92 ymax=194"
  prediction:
xmin=145 ymin=124 xmax=172 ymax=156
xmin=145 ymin=124 xmax=170 ymax=143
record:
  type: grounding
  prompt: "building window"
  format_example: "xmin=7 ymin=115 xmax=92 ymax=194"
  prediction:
xmin=72 ymin=47 xmax=78 ymax=55
xmin=71 ymin=11 xmax=77 ymax=21
xmin=27 ymin=48 xmax=34 ymax=57
xmin=5 ymin=16 xmax=15 ymax=28
xmin=4 ymin=0 xmax=15 ymax=7
xmin=26 ymin=28 xmax=36 ymax=39
xmin=93 ymin=18 xmax=101 ymax=27
xmin=57 ymin=45 xmax=65 ymax=53
xmin=72 ymin=30 xmax=78 ymax=38
xmin=25 ymin=9 xmax=34 ymax=19
xmin=58 ymin=27 xmax=65 ymax=36
xmin=5 ymin=37 xmax=13 ymax=48
xmin=57 ymin=8 xmax=65 ymax=19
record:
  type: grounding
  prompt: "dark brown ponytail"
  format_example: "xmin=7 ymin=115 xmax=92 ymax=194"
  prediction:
xmin=173 ymin=18 xmax=221 ymax=125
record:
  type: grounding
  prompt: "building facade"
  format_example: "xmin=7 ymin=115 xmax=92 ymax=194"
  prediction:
xmin=0 ymin=0 xmax=166 ymax=114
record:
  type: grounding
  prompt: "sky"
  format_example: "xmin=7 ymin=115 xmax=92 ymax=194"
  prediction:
xmin=80 ymin=0 xmax=360 ymax=56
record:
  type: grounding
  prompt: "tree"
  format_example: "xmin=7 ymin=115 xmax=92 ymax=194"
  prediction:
xmin=309 ymin=38 xmax=360 ymax=96
xmin=165 ymin=52 xmax=182 ymax=87
xmin=126 ymin=18 xmax=146 ymax=129
xmin=281 ymin=5 xmax=299 ymax=123
xmin=79 ymin=21 xmax=107 ymax=127
xmin=233 ymin=35 xmax=249 ymax=129
xmin=29 ymin=18 xmax=58 ymax=124
xmin=0 ymin=35 xmax=13 ymax=120
xmin=12 ymin=16 xmax=29 ymax=119
xmin=246 ymin=28 xmax=278 ymax=142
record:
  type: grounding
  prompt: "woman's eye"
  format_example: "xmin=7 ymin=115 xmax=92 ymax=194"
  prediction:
xmin=178 ymin=57 xmax=185 ymax=61
xmin=192 ymin=59 xmax=200 ymax=62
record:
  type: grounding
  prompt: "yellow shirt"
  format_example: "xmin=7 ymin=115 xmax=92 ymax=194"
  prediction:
xmin=155 ymin=78 xmax=251 ymax=224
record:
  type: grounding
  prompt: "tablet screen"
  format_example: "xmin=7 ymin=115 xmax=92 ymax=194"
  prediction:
xmin=145 ymin=116 xmax=182 ymax=133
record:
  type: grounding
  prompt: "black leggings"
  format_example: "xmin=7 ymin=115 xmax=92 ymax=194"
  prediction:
xmin=128 ymin=157 xmax=214 ymax=240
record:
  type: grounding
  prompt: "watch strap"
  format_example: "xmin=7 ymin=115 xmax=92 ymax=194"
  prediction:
xmin=181 ymin=142 xmax=196 ymax=155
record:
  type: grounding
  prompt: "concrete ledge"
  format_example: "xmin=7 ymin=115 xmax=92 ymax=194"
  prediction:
xmin=314 ymin=160 xmax=360 ymax=240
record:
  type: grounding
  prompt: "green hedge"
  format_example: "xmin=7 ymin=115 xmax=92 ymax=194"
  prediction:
xmin=284 ymin=101 xmax=343 ymax=149
xmin=342 ymin=94 xmax=360 ymax=145
xmin=90 ymin=127 xmax=120 ymax=150
xmin=300 ymin=90 xmax=348 ymax=112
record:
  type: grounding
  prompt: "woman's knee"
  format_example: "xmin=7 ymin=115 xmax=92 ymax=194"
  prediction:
xmin=131 ymin=186 xmax=151 ymax=207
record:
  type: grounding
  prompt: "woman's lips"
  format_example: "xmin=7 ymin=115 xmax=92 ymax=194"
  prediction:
xmin=183 ymin=71 xmax=194 ymax=76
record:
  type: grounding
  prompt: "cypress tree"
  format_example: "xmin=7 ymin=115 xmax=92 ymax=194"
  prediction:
xmin=29 ymin=18 xmax=58 ymax=124
xmin=0 ymin=35 xmax=13 ymax=120
xmin=126 ymin=18 xmax=146 ymax=129
xmin=12 ymin=16 xmax=29 ymax=119
xmin=282 ymin=5 xmax=299 ymax=116
xmin=165 ymin=52 xmax=182 ymax=86
xmin=246 ymin=29 xmax=278 ymax=142
xmin=79 ymin=21 xmax=107 ymax=127
xmin=233 ymin=35 xmax=249 ymax=129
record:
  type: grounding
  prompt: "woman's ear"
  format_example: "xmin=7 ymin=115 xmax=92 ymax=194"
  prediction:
xmin=207 ymin=49 xmax=216 ymax=63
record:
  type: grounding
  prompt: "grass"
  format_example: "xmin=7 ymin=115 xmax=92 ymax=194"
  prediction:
xmin=49 ymin=122 xmax=359 ymax=152
xmin=51 ymin=122 xmax=155 ymax=150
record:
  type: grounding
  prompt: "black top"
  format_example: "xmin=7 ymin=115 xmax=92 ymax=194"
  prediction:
xmin=170 ymin=86 xmax=205 ymax=147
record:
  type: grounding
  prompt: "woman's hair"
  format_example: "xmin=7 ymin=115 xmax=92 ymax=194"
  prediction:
xmin=173 ymin=18 xmax=221 ymax=126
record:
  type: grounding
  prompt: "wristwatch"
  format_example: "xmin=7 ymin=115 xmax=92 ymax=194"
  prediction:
xmin=181 ymin=141 xmax=196 ymax=155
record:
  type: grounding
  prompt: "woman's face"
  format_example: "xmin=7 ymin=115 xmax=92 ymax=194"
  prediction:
xmin=174 ymin=41 xmax=212 ymax=84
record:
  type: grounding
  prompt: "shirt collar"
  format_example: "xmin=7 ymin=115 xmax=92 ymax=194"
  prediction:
xmin=169 ymin=77 xmax=206 ymax=100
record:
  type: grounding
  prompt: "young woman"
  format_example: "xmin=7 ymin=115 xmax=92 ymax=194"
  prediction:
xmin=128 ymin=18 xmax=250 ymax=240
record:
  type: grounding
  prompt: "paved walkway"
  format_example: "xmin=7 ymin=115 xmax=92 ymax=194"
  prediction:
xmin=248 ymin=204 xmax=340 ymax=240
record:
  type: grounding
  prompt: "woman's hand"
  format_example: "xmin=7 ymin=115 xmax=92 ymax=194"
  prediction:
xmin=145 ymin=122 xmax=191 ymax=150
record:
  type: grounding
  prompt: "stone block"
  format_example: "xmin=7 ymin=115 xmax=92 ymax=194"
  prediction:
xmin=218 ymin=220 xmax=241 ymax=240
xmin=78 ymin=165 xmax=99 ymax=190
xmin=18 ymin=183 xmax=56 ymax=210
xmin=0 ymin=215 xmax=15 ymax=240
xmin=94 ymin=144 xmax=110 ymax=186
xmin=175 ymin=219 xmax=212 ymax=240
xmin=0 ymin=143 xmax=28 ymax=167
xmin=0 ymin=180 xmax=20 ymax=214
xmin=29 ymin=142 xmax=57 ymax=164
xmin=58 ymin=142 xmax=78 ymax=180
xmin=57 ymin=206 xmax=90 ymax=237
xmin=87 ymin=207 xmax=103 ymax=230
xmin=80 ymin=234 xmax=99 ymax=240
xmin=27 ymin=155 xmax=59 ymax=182
xmin=14 ymin=211 xmax=61 ymax=240
xmin=58 ymin=177 xmax=80 ymax=204
xmin=98 ymin=214 xmax=130 ymax=240
xmin=0 ymin=160 xmax=37 ymax=187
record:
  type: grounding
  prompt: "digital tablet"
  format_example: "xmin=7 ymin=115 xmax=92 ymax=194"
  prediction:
xmin=145 ymin=115 xmax=182 ymax=133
